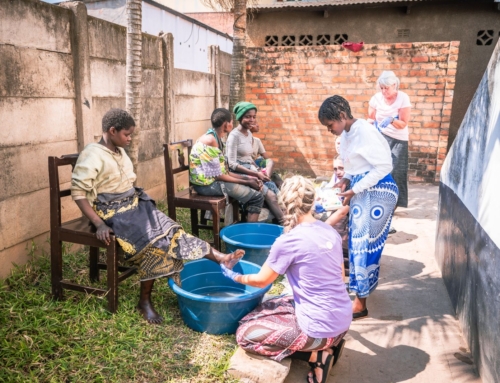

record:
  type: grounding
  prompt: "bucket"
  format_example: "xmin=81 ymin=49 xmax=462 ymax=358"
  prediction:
xmin=220 ymin=223 xmax=283 ymax=266
xmin=168 ymin=259 xmax=271 ymax=334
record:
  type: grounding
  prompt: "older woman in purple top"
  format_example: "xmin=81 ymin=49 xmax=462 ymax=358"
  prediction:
xmin=221 ymin=176 xmax=352 ymax=383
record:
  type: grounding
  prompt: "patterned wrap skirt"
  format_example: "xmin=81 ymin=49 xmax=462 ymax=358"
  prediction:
xmin=382 ymin=134 xmax=408 ymax=208
xmin=93 ymin=188 xmax=210 ymax=282
xmin=349 ymin=173 xmax=398 ymax=298
xmin=236 ymin=296 xmax=347 ymax=362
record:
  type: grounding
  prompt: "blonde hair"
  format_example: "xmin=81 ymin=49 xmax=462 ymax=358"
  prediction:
xmin=278 ymin=176 xmax=316 ymax=233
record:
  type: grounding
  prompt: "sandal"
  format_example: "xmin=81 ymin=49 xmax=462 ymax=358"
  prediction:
xmin=352 ymin=308 xmax=368 ymax=319
xmin=332 ymin=339 xmax=346 ymax=367
xmin=306 ymin=350 xmax=334 ymax=383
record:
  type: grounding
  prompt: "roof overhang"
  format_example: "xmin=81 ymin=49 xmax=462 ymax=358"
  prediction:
xmin=251 ymin=0 xmax=493 ymax=13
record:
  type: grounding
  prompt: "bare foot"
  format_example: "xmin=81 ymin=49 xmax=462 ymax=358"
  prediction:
xmin=307 ymin=348 xmax=333 ymax=383
xmin=221 ymin=249 xmax=245 ymax=269
xmin=137 ymin=300 xmax=163 ymax=324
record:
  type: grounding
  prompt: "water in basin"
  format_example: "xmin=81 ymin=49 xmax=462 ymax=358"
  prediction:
xmin=192 ymin=286 xmax=246 ymax=298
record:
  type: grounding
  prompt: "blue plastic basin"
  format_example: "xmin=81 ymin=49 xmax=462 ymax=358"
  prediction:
xmin=221 ymin=223 xmax=283 ymax=266
xmin=168 ymin=259 xmax=271 ymax=335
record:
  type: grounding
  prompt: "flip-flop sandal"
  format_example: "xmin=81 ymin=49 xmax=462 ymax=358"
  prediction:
xmin=305 ymin=350 xmax=334 ymax=383
xmin=352 ymin=308 xmax=368 ymax=319
xmin=332 ymin=339 xmax=346 ymax=367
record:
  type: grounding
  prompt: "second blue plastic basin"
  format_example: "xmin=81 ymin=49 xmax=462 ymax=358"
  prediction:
xmin=220 ymin=223 xmax=283 ymax=266
xmin=168 ymin=259 xmax=271 ymax=335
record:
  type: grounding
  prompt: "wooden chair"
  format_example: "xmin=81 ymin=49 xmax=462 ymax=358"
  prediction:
xmin=163 ymin=140 xmax=239 ymax=250
xmin=48 ymin=154 xmax=136 ymax=313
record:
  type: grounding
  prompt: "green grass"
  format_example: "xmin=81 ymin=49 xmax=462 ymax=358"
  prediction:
xmin=1 ymin=205 xmax=266 ymax=383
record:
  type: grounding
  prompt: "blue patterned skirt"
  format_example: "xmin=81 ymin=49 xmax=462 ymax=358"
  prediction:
xmin=348 ymin=173 xmax=398 ymax=297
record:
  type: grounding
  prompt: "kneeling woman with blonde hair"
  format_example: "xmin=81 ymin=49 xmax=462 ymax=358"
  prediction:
xmin=220 ymin=176 xmax=352 ymax=383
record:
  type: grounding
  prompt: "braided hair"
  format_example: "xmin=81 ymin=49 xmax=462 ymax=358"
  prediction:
xmin=318 ymin=95 xmax=353 ymax=122
xmin=278 ymin=176 xmax=316 ymax=233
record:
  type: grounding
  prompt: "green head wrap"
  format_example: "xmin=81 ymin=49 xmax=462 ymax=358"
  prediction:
xmin=233 ymin=101 xmax=257 ymax=122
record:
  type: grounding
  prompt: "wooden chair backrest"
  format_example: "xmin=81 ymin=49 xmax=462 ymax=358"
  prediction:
xmin=163 ymin=140 xmax=193 ymax=218
xmin=48 ymin=154 xmax=79 ymax=230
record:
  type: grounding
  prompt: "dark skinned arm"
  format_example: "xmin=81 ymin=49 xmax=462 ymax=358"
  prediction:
xmin=75 ymin=199 xmax=113 ymax=245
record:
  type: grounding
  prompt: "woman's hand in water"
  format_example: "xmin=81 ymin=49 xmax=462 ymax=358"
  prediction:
xmin=338 ymin=189 xmax=355 ymax=206
xmin=220 ymin=264 xmax=242 ymax=282
xmin=333 ymin=177 xmax=351 ymax=192
xmin=96 ymin=223 xmax=113 ymax=245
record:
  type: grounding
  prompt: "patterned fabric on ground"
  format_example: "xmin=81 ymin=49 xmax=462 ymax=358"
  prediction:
xmin=349 ymin=173 xmax=398 ymax=297
xmin=383 ymin=133 xmax=408 ymax=208
xmin=93 ymin=188 xmax=210 ymax=282
xmin=236 ymin=296 xmax=346 ymax=362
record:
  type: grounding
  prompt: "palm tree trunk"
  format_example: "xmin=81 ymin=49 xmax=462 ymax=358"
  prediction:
xmin=126 ymin=0 xmax=142 ymax=172
xmin=229 ymin=0 xmax=247 ymax=114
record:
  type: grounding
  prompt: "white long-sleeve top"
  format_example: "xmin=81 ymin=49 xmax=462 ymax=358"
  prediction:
xmin=340 ymin=119 xmax=393 ymax=194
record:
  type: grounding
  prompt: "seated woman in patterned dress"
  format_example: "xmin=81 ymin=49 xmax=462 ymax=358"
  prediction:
xmin=220 ymin=176 xmax=352 ymax=383
xmin=71 ymin=108 xmax=243 ymax=324
xmin=189 ymin=108 xmax=265 ymax=222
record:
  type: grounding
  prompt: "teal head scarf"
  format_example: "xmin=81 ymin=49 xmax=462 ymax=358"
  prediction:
xmin=233 ymin=101 xmax=257 ymax=122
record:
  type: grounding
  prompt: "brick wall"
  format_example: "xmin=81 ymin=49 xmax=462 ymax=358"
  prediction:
xmin=246 ymin=42 xmax=459 ymax=183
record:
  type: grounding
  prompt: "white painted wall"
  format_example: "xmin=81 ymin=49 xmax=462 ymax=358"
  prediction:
xmin=142 ymin=1 xmax=232 ymax=72
xmin=85 ymin=0 xmax=233 ymax=73
xmin=440 ymin=47 xmax=500 ymax=249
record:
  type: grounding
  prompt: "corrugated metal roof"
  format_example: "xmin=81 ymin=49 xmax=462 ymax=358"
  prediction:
xmin=253 ymin=0 xmax=453 ymax=10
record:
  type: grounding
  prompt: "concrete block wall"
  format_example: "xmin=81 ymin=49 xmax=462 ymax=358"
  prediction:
xmin=246 ymin=42 xmax=459 ymax=182
xmin=436 ymin=40 xmax=500 ymax=383
xmin=0 ymin=0 xmax=230 ymax=278
xmin=0 ymin=0 xmax=80 ymax=275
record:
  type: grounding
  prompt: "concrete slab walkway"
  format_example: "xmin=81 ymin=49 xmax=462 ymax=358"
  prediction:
xmin=284 ymin=184 xmax=481 ymax=383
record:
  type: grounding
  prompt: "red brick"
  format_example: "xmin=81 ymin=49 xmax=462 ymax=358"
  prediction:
xmin=251 ymin=88 xmax=265 ymax=94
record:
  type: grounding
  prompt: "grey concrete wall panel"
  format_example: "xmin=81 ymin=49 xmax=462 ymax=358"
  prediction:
xmin=219 ymin=51 xmax=232 ymax=75
xmin=90 ymin=59 xmax=126 ymax=97
xmin=0 ymin=45 xmax=75 ymax=98
xmin=138 ymin=129 xmax=164 ymax=162
xmin=141 ymin=34 xmax=162 ymax=68
xmin=141 ymin=97 xmax=164 ymax=132
xmin=0 ymin=98 xmax=77 ymax=147
xmin=88 ymin=16 xmax=126 ymax=61
xmin=142 ymin=69 xmax=164 ymax=98
xmin=0 ymin=0 xmax=71 ymax=53
xmin=220 ymin=74 xmax=230 ymax=97
xmin=174 ymin=69 xmax=215 ymax=97
xmin=248 ymin=2 xmax=500 ymax=150
xmin=436 ymin=40 xmax=500 ymax=382
xmin=0 ymin=188 xmax=80 ymax=253
xmin=175 ymin=120 xmax=211 ymax=142
xmin=174 ymin=95 xmax=213 ymax=123
xmin=0 ymin=140 xmax=78 ymax=202
xmin=136 ymin=156 xmax=165 ymax=191
xmin=221 ymin=95 xmax=230 ymax=109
